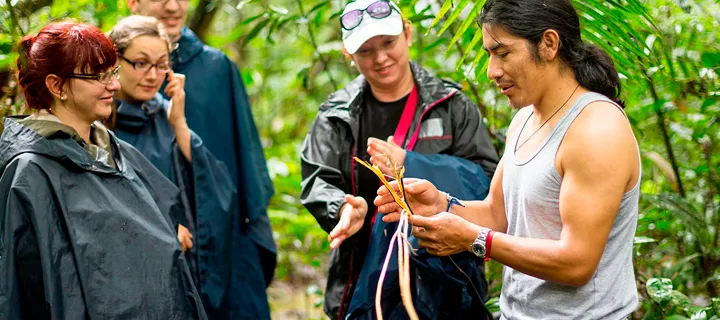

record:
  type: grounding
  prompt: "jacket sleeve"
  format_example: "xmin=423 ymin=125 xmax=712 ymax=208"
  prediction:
xmin=227 ymin=62 xmax=278 ymax=289
xmin=404 ymin=92 xmax=499 ymax=200
xmin=184 ymin=131 xmax=237 ymax=235
xmin=0 ymin=159 xmax=49 ymax=319
xmin=228 ymin=60 xmax=275 ymax=223
xmin=118 ymin=141 xmax=185 ymax=230
xmin=449 ymin=93 xmax=499 ymax=180
xmin=171 ymin=132 xmax=239 ymax=307
xmin=300 ymin=114 xmax=350 ymax=234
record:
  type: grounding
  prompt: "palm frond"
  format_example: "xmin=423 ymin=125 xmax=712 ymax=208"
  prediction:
xmin=431 ymin=0 xmax=659 ymax=83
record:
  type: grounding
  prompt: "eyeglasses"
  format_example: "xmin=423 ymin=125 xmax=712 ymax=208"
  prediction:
xmin=68 ymin=66 xmax=120 ymax=84
xmin=118 ymin=54 xmax=173 ymax=74
xmin=340 ymin=0 xmax=398 ymax=31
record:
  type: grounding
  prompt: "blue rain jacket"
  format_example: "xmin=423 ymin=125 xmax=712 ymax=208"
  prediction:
xmin=113 ymin=93 xmax=236 ymax=315
xmin=165 ymin=28 xmax=276 ymax=319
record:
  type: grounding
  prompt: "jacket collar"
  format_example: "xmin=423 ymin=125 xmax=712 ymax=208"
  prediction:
xmin=410 ymin=61 xmax=459 ymax=110
xmin=172 ymin=27 xmax=205 ymax=66
xmin=0 ymin=117 xmax=122 ymax=173
xmin=114 ymin=93 xmax=167 ymax=131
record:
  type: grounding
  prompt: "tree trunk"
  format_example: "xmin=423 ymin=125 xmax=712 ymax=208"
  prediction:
xmin=188 ymin=0 xmax=219 ymax=43
xmin=15 ymin=0 xmax=52 ymax=17
xmin=647 ymin=77 xmax=686 ymax=197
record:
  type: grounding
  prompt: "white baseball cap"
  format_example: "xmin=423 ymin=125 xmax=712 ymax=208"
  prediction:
xmin=341 ymin=0 xmax=403 ymax=54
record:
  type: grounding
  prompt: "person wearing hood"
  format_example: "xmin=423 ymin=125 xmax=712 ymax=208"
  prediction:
xmin=300 ymin=0 xmax=499 ymax=318
xmin=124 ymin=2 xmax=276 ymax=318
xmin=0 ymin=21 xmax=206 ymax=319
xmin=106 ymin=15 xmax=237 ymax=317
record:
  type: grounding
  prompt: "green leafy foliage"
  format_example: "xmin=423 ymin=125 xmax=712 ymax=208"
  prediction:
xmin=1 ymin=0 xmax=719 ymax=318
xmin=645 ymin=277 xmax=720 ymax=319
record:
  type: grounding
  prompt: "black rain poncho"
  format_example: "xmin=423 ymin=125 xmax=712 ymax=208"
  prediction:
xmin=0 ymin=117 xmax=206 ymax=319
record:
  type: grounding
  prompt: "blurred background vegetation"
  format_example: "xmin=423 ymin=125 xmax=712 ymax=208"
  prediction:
xmin=1 ymin=0 xmax=719 ymax=319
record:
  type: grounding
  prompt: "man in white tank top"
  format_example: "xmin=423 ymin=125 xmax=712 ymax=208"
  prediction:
xmin=374 ymin=0 xmax=641 ymax=319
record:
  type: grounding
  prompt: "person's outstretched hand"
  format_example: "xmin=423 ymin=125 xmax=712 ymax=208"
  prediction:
xmin=328 ymin=195 xmax=368 ymax=249
xmin=374 ymin=178 xmax=446 ymax=223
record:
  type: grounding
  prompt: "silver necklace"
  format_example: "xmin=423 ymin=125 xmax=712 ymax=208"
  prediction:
xmin=514 ymin=84 xmax=580 ymax=152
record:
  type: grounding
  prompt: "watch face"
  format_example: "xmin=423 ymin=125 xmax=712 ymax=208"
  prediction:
xmin=472 ymin=241 xmax=486 ymax=257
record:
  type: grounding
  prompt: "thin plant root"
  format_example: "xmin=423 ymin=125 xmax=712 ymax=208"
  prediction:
xmin=375 ymin=219 xmax=399 ymax=319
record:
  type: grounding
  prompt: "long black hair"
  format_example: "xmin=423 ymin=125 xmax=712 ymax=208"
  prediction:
xmin=479 ymin=0 xmax=625 ymax=108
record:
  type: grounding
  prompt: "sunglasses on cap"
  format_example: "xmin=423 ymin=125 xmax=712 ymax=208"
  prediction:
xmin=340 ymin=0 xmax=399 ymax=31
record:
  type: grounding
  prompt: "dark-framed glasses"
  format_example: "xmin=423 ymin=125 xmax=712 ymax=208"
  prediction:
xmin=68 ymin=65 xmax=120 ymax=84
xmin=118 ymin=54 xmax=173 ymax=74
xmin=340 ymin=0 xmax=397 ymax=31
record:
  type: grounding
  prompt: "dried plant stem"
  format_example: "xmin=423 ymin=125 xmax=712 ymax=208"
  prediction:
xmin=353 ymin=157 xmax=419 ymax=320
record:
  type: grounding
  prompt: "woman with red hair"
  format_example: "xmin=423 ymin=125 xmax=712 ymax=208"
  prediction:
xmin=0 ymin=21 xmax=206 ymax=319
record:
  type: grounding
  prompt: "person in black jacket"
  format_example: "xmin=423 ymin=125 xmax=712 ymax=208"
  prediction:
xmin=300 ymin=0 xmax=499 ymax=318
xmin=0 ymin=21 xmax=206 ymax=319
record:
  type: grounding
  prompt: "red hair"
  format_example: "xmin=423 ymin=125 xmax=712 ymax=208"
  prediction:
xmin=17 ymin=21 xmax=118 ymax=110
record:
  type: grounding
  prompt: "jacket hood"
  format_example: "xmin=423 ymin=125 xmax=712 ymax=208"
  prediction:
xmin=0 ymin=117 xmax=118 ymax=173
xmin=173 ymin=27 xmax=205 ymax=66
xmin=318 ymin=61 xmax=461 ymax=121
xmin=115 ymin=93 xmax=168 ymax=132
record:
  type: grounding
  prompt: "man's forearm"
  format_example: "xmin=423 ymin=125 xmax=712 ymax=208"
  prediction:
xmin=448 ymin=204 xmax=592 ymax=286
xmin=448 ymin=200 xmax=593 ymax=286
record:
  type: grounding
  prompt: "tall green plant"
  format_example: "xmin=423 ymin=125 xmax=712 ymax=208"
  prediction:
xmin=629 ymin=3 xmax=720 ymax=313
xmin=429 ymin=0 xmax=657 ymax=85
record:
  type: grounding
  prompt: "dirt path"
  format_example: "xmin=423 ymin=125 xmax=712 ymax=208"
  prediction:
xmin=269 ymin=280 xmax=328 ymax=320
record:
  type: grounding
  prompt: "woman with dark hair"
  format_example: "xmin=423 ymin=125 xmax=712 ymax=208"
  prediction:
xmin=106 ymin=15 xmax=237 ymax=319
xmin=0 ymin=21 xmax=206 ymax=319
xmin=376 ymin=0 xmax=641 ymax=319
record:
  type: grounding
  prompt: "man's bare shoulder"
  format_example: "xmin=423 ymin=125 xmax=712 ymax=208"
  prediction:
xmin=573 ymin=101 xmax=634 ymax=139
xmin=559 ymin=100 xmax=639 ymax=185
